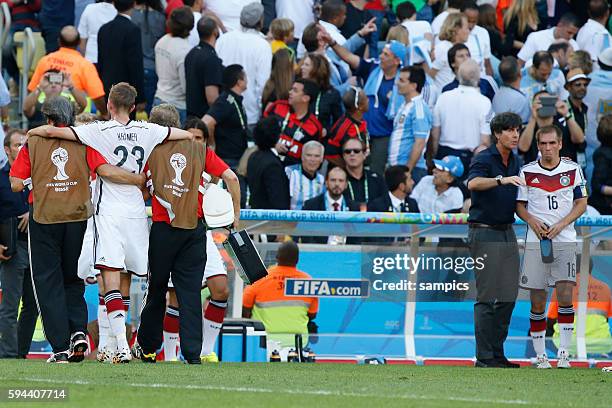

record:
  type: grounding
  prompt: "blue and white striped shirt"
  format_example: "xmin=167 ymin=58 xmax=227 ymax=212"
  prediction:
xmin=388 ymin=95 xmax=432 ymax=170
xmin=285 ymin=164 xmax=325 ymax=210
xmin=520 ymin=67 xmax=568 ymax=101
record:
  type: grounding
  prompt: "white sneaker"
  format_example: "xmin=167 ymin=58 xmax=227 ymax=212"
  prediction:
xmin=112 ymin=347 xmax=132 ymax=364
xmin=96 ymin=347 xmax=112 ymax=363
xmin=536 ymin=355 xmax=552 ymax=369
xmin=97 ymin=336 xmax=117 ymax=363
xmin=557 ymin=350 xmax=571 ymax=369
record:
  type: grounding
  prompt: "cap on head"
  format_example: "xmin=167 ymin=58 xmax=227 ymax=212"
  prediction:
xmin=433 ymin=155 xmax=464 ymax=178
xmin=385 ymin=41 xmax=407 ymax=65
xmin=240 ymin=2 xmax=264 ymax=29
xmin=565 ymin=68 xmax=590 ymax=84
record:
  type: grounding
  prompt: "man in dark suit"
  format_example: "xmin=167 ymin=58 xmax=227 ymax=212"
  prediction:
xmin=246 ymin=117 xmax=290 ymax=210
xmin=366 ymin=165 xmax=418 ymax=244
xmin=367 ymin=165 xmax=418 ymax=213
xmin=302 ymin=166 xmax=359 ymax=244
xmin=97 ymin=0 xmax=145 ymax=109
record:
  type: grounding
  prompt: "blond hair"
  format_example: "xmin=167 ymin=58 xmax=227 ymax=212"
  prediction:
xmin=503 ymin=0 xmax=539 ymax=38
xmin=270 ymin=18 xmax=294 ymax=41
xmin=439 ymin=13 xmax=466 ymax=42
xmin=75 ymin=112 xmax=97 ymax=126
xmin=568 ymin=50 xmax=594 ymax=75
xmin=386 ymin=25 xmax=409 ymax=46
xmin=149 ymin=104 xmax=180 ymax=127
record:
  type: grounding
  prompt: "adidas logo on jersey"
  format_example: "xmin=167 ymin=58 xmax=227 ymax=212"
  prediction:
xmin=532 ymin=178 xmax=540 ymax=184
xmin=113 ymin=313 xmax=124 ymax=319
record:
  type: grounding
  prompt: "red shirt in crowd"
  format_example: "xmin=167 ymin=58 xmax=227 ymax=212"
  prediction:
xmin=165 ymin=0 xmax=184 ymax=17
xmin=324 ymin=114 xmax=368 ymax=162
xmin=263 ymin=100 xmax=323 ymax=166
xmin=9 ymin=144 xmax=108 ymax=204
xmin=364 ymin=0 xmax=385 ymax=11
xmin=149 ymin=147 xmax=229 ymax=224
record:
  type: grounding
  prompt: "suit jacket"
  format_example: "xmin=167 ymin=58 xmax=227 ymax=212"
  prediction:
xmin=301 ymin=193 xmax=360 ymax=244
xmin=367 ymin=193 xmax=419 ymax=213
xmin=246 ymin=149 xmax=290 ymax=210
xmin=97 ymin=14 xmax=145 ymax=104
xmin=366 ymin=193 xmax=419 ymax=244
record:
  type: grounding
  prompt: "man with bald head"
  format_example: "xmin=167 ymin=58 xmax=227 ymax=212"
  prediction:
xmin=428 ymin=59 xmax=492 ymax=180
xmin=28 ymin=26 xmax=108 ymax=117
xmin=242 ymin=240 xmax=319 ymax=361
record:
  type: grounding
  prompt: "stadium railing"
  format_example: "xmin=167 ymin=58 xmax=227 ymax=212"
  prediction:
xmin=230 ymin=210 xmax=612 ymax=362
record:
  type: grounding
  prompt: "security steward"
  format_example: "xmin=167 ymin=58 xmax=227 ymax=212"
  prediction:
xmin=135 ymin=122 xmax=240 ymax=364
xmin=467 ymin=112 xmax=524 ymax=369
xmin=11 ymin=96 xmax=144 ymax=363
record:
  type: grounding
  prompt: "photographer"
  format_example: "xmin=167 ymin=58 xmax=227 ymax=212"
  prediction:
xmin=23 ymin=69 xmax=88 ymax=128
xmin=518 ymin=90 xmax=585 ymax=164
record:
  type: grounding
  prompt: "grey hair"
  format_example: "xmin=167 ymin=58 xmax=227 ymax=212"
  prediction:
xmin=41 ymin=96 xmax=75 ymax=126
xmin=457 ymin=59 xmax=481 ymax=88
xmin=302 ymin=140 xmax=324 ymax=156
xmin=149 ymin=103 xmax=180 ymax=127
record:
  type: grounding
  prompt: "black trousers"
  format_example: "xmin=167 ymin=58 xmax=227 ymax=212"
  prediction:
xmin=28 ymin=208 xmax=88 ymax=353
xmin=138 ymin=221 xmax=206 ymax=360
xmin=0 ymin=239 xmax=38 ymax=358
xmin=468 ymin=226 xmax=520 ymax=361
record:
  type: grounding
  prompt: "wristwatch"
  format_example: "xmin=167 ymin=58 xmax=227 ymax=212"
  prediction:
xmin=495 ymin=175 xmax=503 ymax=186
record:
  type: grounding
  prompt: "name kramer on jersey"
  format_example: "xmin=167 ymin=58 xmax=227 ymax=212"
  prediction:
xmin=118 ymin=132 xmax=138 ymax=141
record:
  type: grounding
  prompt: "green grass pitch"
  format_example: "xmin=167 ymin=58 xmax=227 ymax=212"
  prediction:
xmin=0 ymin=360 xmax=610 ymax=408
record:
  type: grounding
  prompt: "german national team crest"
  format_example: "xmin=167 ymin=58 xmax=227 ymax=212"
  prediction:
xmin=51 ymin=147 xmax=69 ymax=181
xmin=170 ymin=153 xmax=187 ymax=186
xmin=559 ymin=175 xmax=571 ymax=187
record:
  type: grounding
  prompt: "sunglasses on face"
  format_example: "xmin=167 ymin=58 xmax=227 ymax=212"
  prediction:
xmin=343 ymin=148 xmax=363 ymax=155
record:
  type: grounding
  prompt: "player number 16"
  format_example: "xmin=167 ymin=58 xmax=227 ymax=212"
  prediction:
xmin=547 ymin=195 xmax=558 ymax=210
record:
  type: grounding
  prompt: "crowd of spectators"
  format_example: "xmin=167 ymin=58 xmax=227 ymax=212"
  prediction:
xmin=0 ymin=0 xmax=611 ymax=224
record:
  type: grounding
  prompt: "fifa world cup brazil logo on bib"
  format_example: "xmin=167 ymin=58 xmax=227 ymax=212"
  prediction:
xmin=170 ymin=153 xmax=187 ymax=186
xmin=51 ymin=147 xmax=69 ymax=181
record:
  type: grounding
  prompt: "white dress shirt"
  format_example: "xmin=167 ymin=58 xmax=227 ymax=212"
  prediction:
xmin=388 ymin=192 xmax=404 ymax=212
xmin=206 ymin=0 xmax=259 ymax=32
xmin=276 ymin=0 xmax=314 ymax=40
xmin=410 ymin=176 xmax=464 ymax=214
xmin=77 ymin=2 xmax=117 ymax=63
xmin=577 ymin=19 xmax=612 ymax=63
xmin=432 ymin=10 xmax=450 ymax=36
xmin=432 ymin=40 xmax=455 ymax=89
xmin=433 ymin=85 xmax=492 ymax=151
xmin=188 ymin=11 xmax=202 ymax=47
xmin=466 ymin=25 xmax=491 ymax=72
xmin=517 ymin=27 xmax=580 ymax=63
xmin=216 ymin=28 xmax=273 ymax=125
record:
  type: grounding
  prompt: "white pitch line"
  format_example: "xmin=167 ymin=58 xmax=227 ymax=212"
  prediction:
xmin=0 ymin=376 xmax=541 ymax=406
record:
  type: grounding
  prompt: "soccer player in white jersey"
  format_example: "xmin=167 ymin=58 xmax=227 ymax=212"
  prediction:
xmin=29 ymin=83 xmax=193 ymax=363
xmin=516 ymin=125 xmax=588 ymax=369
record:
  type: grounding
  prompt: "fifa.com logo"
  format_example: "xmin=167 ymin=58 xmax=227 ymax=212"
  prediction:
xmin=285 ymin=279 xmax=369 ymax=298
xmin=371 ymin=254 xmax=487 ymax=275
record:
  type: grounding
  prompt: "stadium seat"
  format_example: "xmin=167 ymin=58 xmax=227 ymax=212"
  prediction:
xmin=13 ymin=30 xmax=45 ymax=78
